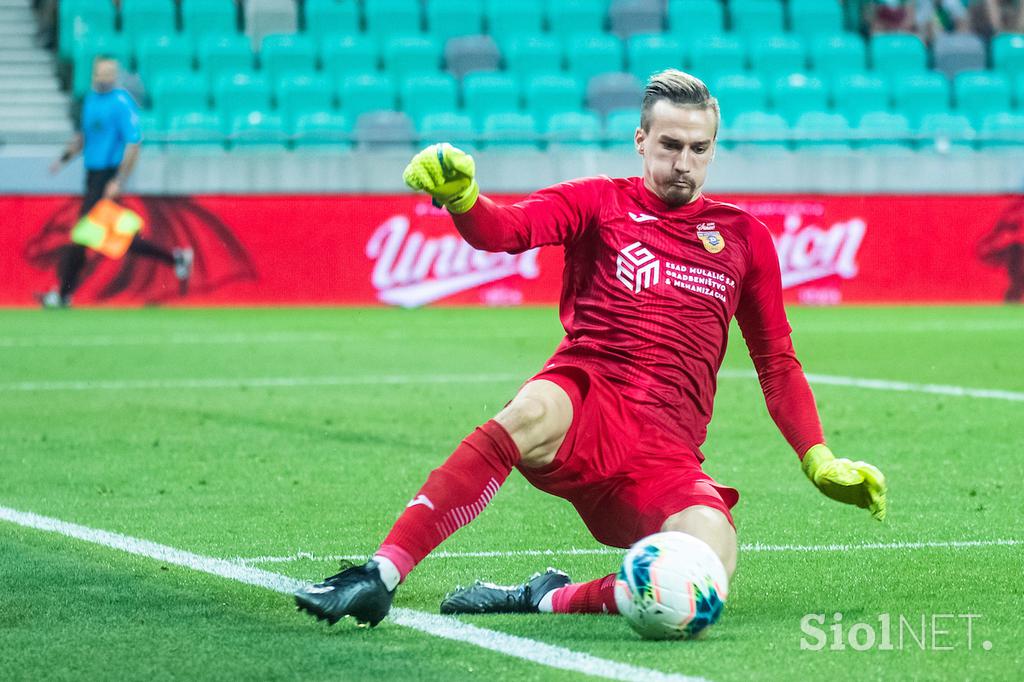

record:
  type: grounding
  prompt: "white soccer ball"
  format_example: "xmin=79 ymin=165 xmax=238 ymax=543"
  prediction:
xmin=614 ymin=531 xmax=729 ymax=640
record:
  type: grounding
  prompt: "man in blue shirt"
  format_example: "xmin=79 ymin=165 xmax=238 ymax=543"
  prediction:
xmin=43 ymin=56 xmax=192 ymax=308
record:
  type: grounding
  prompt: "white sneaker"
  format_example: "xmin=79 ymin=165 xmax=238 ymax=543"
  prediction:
xmin=172 ymin=247 xmax=194 ymax=293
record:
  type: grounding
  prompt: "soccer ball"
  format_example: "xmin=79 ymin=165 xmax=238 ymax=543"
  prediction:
xmin=614 ymin=531 xmax=729 ymax=640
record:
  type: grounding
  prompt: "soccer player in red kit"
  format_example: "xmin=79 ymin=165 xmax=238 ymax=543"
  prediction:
xmin=294 ymin=70 xmax=887 ymax=626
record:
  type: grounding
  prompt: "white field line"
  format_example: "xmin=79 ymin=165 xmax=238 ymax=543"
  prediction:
xmin=0 ymin=319 xmax=1020 ymax=349
xmin=0 ymin=505 xmax=706 ymax=682
xmin=233 ymin=538 xmax=1024 ymax=566
xmin=717 ymin=369 xmax=1024 ymax=402
xmin=0 ymin=373 xmax=521 ymax=392
xmin=3 ymin=370 xmax=1022 ymax=403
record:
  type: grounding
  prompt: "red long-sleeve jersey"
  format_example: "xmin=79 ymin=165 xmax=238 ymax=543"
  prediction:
xmin=453 ymin=176 xmax=824 ymax=457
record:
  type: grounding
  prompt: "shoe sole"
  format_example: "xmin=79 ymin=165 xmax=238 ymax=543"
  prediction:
xmin=294 ymin=593 xmax=384 ymax=627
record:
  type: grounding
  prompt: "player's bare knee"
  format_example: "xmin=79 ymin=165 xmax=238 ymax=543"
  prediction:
xmin=661 ymin=505 xmax=738 ymax=577
xmin=495 ymin=382 xmax=572 ymax=468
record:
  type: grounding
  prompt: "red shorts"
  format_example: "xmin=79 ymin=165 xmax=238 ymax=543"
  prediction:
xmin=515 ymin=365 xmax=739 ymax=549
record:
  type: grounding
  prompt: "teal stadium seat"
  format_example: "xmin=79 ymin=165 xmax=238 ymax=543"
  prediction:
xmin=293 ymin=111 xmax=352 ymax=147
xmin=504 ymin=34 xmax=563 ymax=78
xmin=954 ymin=71 xmax=1012 ymax=127
xmin=792 ymin=110 xmax=852 ymax=150
xmin=138 ymin=111 xmax=165 ymax=145
xmin=260 ymin=34 xmax=318 ymax=82
xmin=749 ymin=33 xmax=807 ymax=79
xmin=788 ymin=0 xmax=843 ymax=39
xmin=725 ymin=110 xmax=789 ymax=150
xmin=59 ymin=0 xmax=116 ymax=59
xmin=546 ymin=111 xmax=603 ymax=145
xmin=688 ymin=34 xmax=746 ymax=84
xmin=604 ymin=109 xmax=638 ymax=147
xmin=229 ymin=111 xmax=288 ymax=149
xmin=400 ymin=73 xmax=459 ymax=125
xmin=992 ymin=34 xmax=1024 ymax=77
xmin=628 ymin=34 xmax=685 ymax=81
xmin=666 ymin=0 xmax=725 ymax=39
xmin=856 ymin=111 xmax=913 ymax=149
xmin=1016 ymin=73 xmax=1024 ymax=108
xmin=892 ymin=71 xmax=950 ymax=125
xmin=728 ymin=0 xmax=784 ymax=38
xmin=364 ymin=0 xmax=422 ymax=39
xmin=321 ymin=35 xmax=379 ymax=78
xmin=771 ymin=73 xmax=827 ymax=125
xmin=136 ymin=34 xmax=194 ymax=84
xmin=303 ymin=0 xmax=359 ymax=42
xmin=870 ymin=33 xmax=928 ymax=75
xmin=480 ymin=111 xmax=539 ymax=149
xmin=525 ymin=73 xmax=585 ymax=127
xmin=486 ymin=0 xmax=544 ymax=38
xmin=418 ymin=111 xmax=476 ymax=148
xmin=276 ymin=73 xmax=335 ymax=127
xmin=181 ymin=0 xmax=238 ymax=37
xmin=197 ymin=34 xmax=255 ymax=86
xmin=214 ymin=72 xmax=272 ymax=122
xmin=340 ymin=73 xmax=398 ymax=120
xmin=918 ymin=111 xmax=975 ymax=150
xmin=548 ymin=0 xmax=609 ymax=38
xmin=72 ymin=33 xmax=130 ymax=97
xmin=462 ymin=73 xmax=521 ymax=127
xmin=427 ymin=0 xmax=485 ymax=42
xmin=712 ymin=73 xmax=768 ymax=124
xmin=121 ymin=0 xmax=177 ymax=43
xmin=832 ymin=72 xmax=891 ymax=122
xmin=383 ymin=35 xmax=443 ymax=79
xmin=167 ymin=111 xmax=225 ymax=147
xmin=566 ymin=34 xmax=625 ymax=84
xmin=809 ymin=33 xmax=866 ymax=77
xmin=978 ymin=111 xmax=1024 ymax=147
xmin=150 ymin=71 xmax=209 ymax=125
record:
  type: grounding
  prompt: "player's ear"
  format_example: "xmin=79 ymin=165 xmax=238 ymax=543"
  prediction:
xmin=635 ymin=127 xmax=645 ymax=156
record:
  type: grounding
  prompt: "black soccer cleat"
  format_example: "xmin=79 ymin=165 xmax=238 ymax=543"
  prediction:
xmin=439 ymin=567 xmax=571 ymax=615
xmin=294 ymin=560 xmax=395 ymax=627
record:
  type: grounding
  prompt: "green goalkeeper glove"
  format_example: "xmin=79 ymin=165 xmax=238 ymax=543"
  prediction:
xmin=802 ymin=444 xmax=888 ymax=521
xmin=402 ymin=143 xmax=479 ymax=214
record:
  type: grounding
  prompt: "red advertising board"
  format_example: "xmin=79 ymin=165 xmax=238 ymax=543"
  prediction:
xmin=3 ymin=193 xmax=1022 ymax=306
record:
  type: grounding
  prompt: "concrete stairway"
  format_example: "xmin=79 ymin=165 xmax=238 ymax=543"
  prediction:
xmin=0 ymin=0 xmax=73 ymax=144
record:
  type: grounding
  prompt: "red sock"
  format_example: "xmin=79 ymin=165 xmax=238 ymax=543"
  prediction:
xmin=550 ymin=573 xmax=619 ymax=614
xmin=375 ymin=420 xmax=520 ymax=581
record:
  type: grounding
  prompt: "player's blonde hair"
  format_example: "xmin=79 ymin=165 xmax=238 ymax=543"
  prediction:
xmin=640 ymin=69 xmax=720 ymax=135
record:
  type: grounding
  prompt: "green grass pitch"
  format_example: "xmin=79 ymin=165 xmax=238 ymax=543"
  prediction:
xmin=0 ymin=305 xmax=1021 ymax=681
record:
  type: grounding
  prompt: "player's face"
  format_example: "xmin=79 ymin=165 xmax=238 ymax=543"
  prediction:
xmin=92 ymin=60 xmax=118 ymax=93
xmin=635 ymin=100 xmax=718 ymax=207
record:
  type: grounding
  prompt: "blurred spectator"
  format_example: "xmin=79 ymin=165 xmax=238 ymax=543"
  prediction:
xmin=969 ymin=0 xmax=1024 ymax=38
xmin=865 ymin=0 xmax=918 ymax=33
xmin=917 ymin=0 xmax=972 ymax=40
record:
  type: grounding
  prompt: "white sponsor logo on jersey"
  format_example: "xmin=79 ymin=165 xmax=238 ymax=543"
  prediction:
xmin=628 ymin=211 xmax=659 ymax=223
xmin=616 ymin=241 xmax=660 ymax=293
xmin=365 ymin=215 xmax=541 ymax=307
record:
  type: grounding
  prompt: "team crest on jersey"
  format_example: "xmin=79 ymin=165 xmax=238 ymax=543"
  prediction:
xmin=696 ymin=224 xmax=725 ymax=254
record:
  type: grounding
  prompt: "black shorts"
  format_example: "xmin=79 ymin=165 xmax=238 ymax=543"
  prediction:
xmin=81 ymin=167 xmax=118 ymax=217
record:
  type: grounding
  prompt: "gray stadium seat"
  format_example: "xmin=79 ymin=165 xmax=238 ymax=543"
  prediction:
xmin=444 ymin=35 xmax=501 ymax=79
xmin=244 ymin=0 xmax=298 ymax=49
xmin=586 ymin=72 xmax=644 ymax=117
xmin=932 ymin=33 xmax=987 ymax=80
xmin=354 ymin=110 xmax=417 ymax=148
xmin=609 ymin=0 xmax=665 ymax=40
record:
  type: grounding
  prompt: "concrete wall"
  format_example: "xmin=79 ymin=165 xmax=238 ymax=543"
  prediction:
xmin=2 ymin=145 xmax=1022 ymax=195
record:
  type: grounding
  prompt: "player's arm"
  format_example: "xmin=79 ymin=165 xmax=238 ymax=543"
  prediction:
xmin=735 ymin=220 xmax=887 ymax=521
xmin=50 ymin=133 xmax=83 ymax=174
xmin=403 ymin=143 xmax=599 ymax=253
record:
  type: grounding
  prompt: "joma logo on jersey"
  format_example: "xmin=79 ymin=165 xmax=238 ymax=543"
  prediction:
xmin=616 ymin=241 xmax=660 ymax=294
